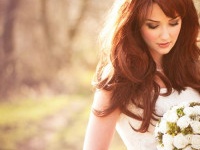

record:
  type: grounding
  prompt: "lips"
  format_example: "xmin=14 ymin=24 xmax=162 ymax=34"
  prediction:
xmin=158 ymin=42 xmax=171 ymax=48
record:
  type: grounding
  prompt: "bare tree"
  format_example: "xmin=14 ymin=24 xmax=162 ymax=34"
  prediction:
xmin=0 ymin=0 xmax=20 ymax=98
xmin=0 ymin=0 xmax=98 ymax=99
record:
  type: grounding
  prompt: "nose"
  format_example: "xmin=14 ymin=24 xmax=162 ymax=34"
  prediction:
xmin=160 ymin=27 xmax=170 ymax=40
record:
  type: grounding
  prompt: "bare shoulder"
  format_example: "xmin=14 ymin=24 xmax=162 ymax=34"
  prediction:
xmin=83 ymin=89 xmax=121 ymax=150
xmin=92 ymin=89 xmax=112 ymax=111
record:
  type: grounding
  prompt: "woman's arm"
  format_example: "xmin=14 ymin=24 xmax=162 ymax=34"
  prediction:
xmin=83 ymin=90 xmax=121 ymax=150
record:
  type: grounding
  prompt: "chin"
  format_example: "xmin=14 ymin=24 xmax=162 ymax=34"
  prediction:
xmin=159 ymin=48 xmax=172 ymax=55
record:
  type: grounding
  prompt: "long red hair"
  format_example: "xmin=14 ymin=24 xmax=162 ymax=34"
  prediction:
xmin=93 ymin=0 xmax=200 ymax=132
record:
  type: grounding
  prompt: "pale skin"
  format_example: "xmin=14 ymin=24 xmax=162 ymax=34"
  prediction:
xmin=140 ymin=3 xmax=182 ymax=69
xmin=83 ymin=3 xmax=182 ymax=150
xmin=83 ymin=90 xmax=121 ymax=150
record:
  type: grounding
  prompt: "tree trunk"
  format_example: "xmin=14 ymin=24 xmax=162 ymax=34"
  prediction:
xmin=0 ymin=0 xmax=19 ymax=98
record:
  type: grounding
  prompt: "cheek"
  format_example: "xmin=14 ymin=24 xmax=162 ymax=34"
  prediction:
xmin=171 ymin=25 xmax=182 ymax=39
xmin=173 ymin=29 xmax=181 ymax=39
xmin=141 ymin=30 xmax=158 ymax=44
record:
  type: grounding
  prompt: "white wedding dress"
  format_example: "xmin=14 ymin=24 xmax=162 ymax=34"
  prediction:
xmin=116 ymin=87 xmax=200 ymax=150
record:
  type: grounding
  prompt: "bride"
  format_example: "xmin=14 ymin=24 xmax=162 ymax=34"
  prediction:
xmin=83 ymin=0 xmax=200 ymax=149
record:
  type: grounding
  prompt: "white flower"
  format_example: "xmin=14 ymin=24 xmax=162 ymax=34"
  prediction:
xmin=173 ymin=133 xmax=189 ymax=149
xmin=185 ymin=134 xmax=192 ymax=143
xmin=191 ymin=135 xmax=200 ymax=149
xmin=190 ymin=121 xmax=200 ymax=134
xmin=193 ymin=106 xmax=200 ymax=114
xmin=184 ymin=107 xmax=196 ymax=116
xmin=154 ymin=124 xmax=161 ymax=137
xmin=171 ymin=105 xmax=181 ymax=111
xmin=183 ymin=145 xmax=193 ymax=150
xmin=156 ymin=145 xmax=165 ymax=150
xmin=162 ymin=134 xmax=174 ymax=150
xmin=158 ymin=119 xmax=168 ymax=133
xmin=181 ymin=102 xmax=190 ymax=107
xmin=177 ymin=116 xmax=191 ymax=129
xmin=163 ymin=110 xmax=178 ymax=122
xmin=155 ymin=102 xmax=200 ymax=150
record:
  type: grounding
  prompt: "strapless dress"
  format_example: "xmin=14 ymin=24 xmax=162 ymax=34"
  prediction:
xmin=116 ymin=87 xmax=200 ymax=150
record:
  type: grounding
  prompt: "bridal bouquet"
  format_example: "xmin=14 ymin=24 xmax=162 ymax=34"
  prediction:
xmin=154 ymin=102 xmax=200 ymax=150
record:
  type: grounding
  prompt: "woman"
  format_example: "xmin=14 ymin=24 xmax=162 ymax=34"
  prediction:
xmin=84 ymin=0 xmax=200 ymax=149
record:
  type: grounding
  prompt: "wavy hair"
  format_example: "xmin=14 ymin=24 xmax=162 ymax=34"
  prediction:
xmin=93 ymin=0 xmax=200 ymax=132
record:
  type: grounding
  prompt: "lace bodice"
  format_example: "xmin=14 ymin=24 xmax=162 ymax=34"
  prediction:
xmin=116 ymin=87 xmax=200 ymax=150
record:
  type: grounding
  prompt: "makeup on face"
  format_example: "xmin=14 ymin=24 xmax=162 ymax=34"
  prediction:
xmin=140 ymin=3 xmax=182 ymax=65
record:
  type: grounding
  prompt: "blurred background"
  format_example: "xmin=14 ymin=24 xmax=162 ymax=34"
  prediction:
xmin=0 ymin=0 xmax=199 ymax=150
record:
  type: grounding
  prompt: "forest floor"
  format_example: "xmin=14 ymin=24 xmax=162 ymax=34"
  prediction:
xmin=0 ymin=95 xmax=125 ymax=150
xmin=17 ymin=99 xmax=87 ymax=150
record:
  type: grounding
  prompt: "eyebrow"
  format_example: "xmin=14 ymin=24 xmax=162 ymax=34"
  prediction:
xmin=146 ymin=16 xmax=180 ymax=23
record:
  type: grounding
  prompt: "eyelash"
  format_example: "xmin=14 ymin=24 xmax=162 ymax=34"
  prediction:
xmin=147 ymin=21 xmax=179 ymax=29
xmin=147 ymin=24 xmax=158 ymax=29
xmin=170 ymin=22 xmax=179 ymax=26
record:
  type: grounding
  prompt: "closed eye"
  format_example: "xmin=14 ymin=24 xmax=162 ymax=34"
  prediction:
xmin=169 ymin=21 xmax=179 ymax=26
xmin=146 ymin=23 xmax=159 ymax=29
xmin=169 ymin=17 xmax=181 ymax=26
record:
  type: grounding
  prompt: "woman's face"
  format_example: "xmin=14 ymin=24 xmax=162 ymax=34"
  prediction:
xmin=140 ymin=3 xmax=182 ymax=62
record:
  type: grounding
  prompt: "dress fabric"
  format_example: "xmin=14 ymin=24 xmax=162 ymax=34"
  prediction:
xmin=116 ymin=87 xmax=200 ymax=150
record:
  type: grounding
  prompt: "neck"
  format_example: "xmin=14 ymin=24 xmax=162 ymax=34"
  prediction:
xmin=149 ymin=51 xmax=163 ymax=68
xmin=156 ymin=67 xmax=163 ymax=72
